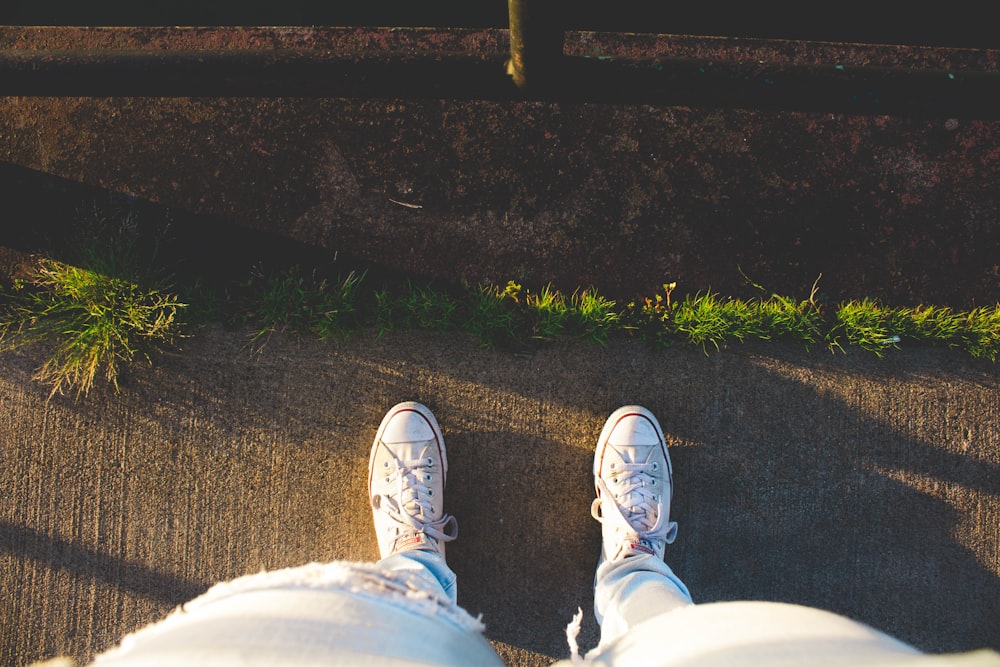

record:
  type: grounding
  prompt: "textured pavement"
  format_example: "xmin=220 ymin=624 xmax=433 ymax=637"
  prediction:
xmin=1 ymin=326 xmax=998 ymax=666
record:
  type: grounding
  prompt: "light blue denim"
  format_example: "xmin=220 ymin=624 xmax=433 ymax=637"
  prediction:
xmin=593 ymin=552 xmax=693 ymax=648
xmin=377 ymin=548 xmax=459 ymax=604
xmin=379 ymin=545 xmax=693 ymax=651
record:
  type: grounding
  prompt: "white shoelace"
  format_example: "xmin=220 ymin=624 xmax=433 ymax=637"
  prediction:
xmin=592 ymin=461 xmax=677 ymax=552
xmin=374 ymin=455 xmax=458 ymax=545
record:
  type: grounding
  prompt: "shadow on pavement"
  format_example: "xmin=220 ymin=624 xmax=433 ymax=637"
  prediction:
xmin=1 ymin=329 xmax=997 ymax=665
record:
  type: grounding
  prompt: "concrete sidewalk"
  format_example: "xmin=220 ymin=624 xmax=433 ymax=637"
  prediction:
xmin=1 ymin=326 xmax=998 ymax=666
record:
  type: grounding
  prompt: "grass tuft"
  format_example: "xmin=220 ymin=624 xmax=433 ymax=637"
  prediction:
xmin=372 ymin=282 xmax=458 ymax=337
xmin=243 ymin=266 xmax=365 ymax=349
xmin=0 ymin=258 xmax=185 ymax=397
xmin=526 ymin=283 xmax=570 ymax=340
xmin=963 ymin=306 xmax=1000 ymax=361
xmin=572 ymin=289 xmax=620 ymax=345
xmin=637 ymin=280 xmax=823 ymax=353
xmin=829 ymin=300 xmax=1000 ymax=360
xmin=830 ymin=299 xmax=896 ymax=355
xmin=461 ymin=281 xmax=518 ymax=347
xmin=397 ymin=283 xmax=458 ymax=330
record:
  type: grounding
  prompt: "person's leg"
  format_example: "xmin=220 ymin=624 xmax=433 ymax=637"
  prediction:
xmin=93 ymin=401 xmax=502 ymax=667
xmin=590 ymin=405 xmax=693 ymax=647
xmin=370 ymin=401 xmax=460 ymax=602
xmin=378 ymin=548 xmax=458 ymax=601
xmin=578 ymin=407 xmax=997 ymax=667
xmin=369 ymin=400 xmax=463 ymax=609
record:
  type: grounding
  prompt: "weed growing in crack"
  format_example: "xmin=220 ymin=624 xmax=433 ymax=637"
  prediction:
xmin=374 ymin=289 xmax=396 ymax=339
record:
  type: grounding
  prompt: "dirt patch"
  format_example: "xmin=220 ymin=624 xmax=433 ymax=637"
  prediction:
xmin=2 ymin=28 xmax=999 ymax=308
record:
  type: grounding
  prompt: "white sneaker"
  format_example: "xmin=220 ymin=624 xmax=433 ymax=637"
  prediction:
xmin=591 ymin=405 xmax=678 ymax=564
xmin=369 ymin=402 xmax=458 ymax=559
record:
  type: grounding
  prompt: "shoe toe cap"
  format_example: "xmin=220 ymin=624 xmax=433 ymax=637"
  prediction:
xmin=383 ymin=407 xmax=438 ymax=445
xmin=608 ymin=414 xmax=660 ymax=447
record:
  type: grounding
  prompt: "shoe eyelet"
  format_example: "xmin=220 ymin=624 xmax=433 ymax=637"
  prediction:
xmin=384 ymin=476 xmax=390 ymax=483
xmin=428 ymin=489 xmax=434 ymax=496
xmin=610 ymin=463 xmax=616 ymax=470
xmin=383 ymin=461 xmax=390 ymax=468
xmin=612 ymin=477 xmax=618 ymax=483
xmin=426 ymin=457 xmax=433 ymax=466
xmin=652 ymin=462 xmax=659 ymax=471
xmin=651 ymin=479 xmax=658 ymax=486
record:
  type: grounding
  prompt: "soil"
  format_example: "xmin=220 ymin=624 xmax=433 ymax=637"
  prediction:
xmin=2 ymin=112 xmax=999 ymax=314
xmin=2 ymin=27 xmax=999 ymax=310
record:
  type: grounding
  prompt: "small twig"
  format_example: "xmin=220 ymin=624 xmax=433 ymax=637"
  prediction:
xmin=388 ymin=198 xmax=423 ymax=210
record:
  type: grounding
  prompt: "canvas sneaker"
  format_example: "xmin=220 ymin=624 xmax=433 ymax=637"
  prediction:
xmin=591 ymin=405 xmax=678 ymax=564
xmin=369 ymin=401 xmax=458 ymax=559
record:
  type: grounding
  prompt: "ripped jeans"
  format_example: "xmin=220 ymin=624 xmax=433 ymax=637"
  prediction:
xmin=92 ymin=548 xmax=689 ymax=666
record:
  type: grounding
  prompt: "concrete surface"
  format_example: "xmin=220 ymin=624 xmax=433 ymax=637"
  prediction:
xmin=1 ymin=326 xmax=998 ymax=665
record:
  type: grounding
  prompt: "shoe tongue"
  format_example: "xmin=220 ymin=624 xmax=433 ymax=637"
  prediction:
xmin=388 ymin=442 xmax=428 ymax=463
xmin=608 ymin=417 xmax=658 ymax=454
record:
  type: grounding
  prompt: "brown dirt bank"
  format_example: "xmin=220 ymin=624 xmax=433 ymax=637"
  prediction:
xmin=2 ymin=27 xmax=999 ymax=308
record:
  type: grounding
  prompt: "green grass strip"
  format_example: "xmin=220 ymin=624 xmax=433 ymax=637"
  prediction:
xmin=5 ymin=262 xmax=999 ymax=398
